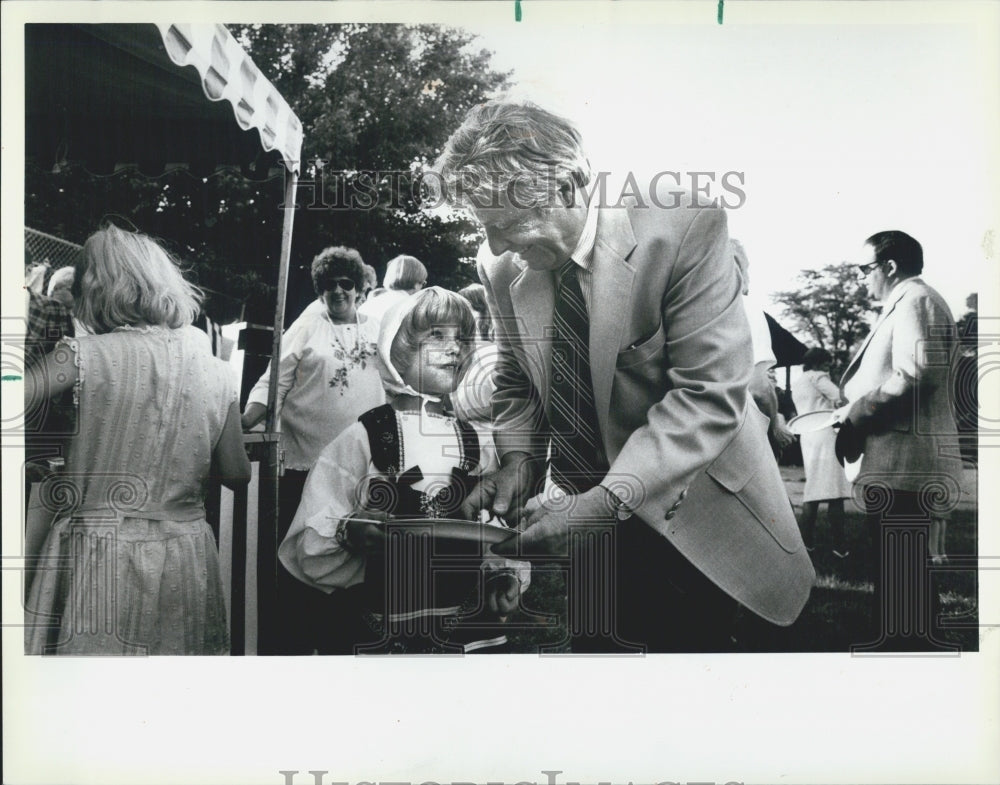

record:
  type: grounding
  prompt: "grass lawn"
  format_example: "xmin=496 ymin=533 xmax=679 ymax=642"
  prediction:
xmin=501 ymin=465 xmax=980 ymax=654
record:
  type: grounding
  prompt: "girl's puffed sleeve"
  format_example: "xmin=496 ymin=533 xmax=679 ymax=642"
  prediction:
xmin=277 ymin=422 xmax=374 ymax=592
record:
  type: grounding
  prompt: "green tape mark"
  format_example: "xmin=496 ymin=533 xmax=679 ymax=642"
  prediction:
xmin=718 ymin=0 xmax=724 ymax=24
xmin=515 ymin=0 xmax=522 ymax=22
xmin=2 ymin=375 xmax=23 ymax=381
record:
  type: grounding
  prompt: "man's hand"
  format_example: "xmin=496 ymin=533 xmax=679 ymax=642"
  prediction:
xmin=492 ymin=485 xmax=616 ymax=558
xmin=770 ymin=416 xmax=796 ymax=449
xmin=834 ymin=418 xmax=865 ymax=466
xmin=460 ymin=451 xmax=539 ymax=521
xmin=485 ymin=571 xmax=520 ymax=616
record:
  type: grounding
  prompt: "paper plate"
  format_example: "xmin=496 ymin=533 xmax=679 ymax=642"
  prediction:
xmin=353 ymin=517 xmax=519 ymax=547
xmin=844 ymin=456 xmax=864 ymax=483
xmin=787 ymin=410 xmax=837 ymax=435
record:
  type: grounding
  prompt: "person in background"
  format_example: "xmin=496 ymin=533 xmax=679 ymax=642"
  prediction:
xmin=24 ymin=257 xmax=76 ymax=502
xmin=732 ymin=239 xmax=796 ymax=456
xmin=360 ymin=263 xmax=378 ymax=305
xmin=791 ymin=347 xmax=852 ymax=556
xmin=452 ymin=282 xmax=498 ymax=428
xmin=242 ymin=246 xmax=384 ymax=654
xmin=24 ymin=224 xmax=250 ymax=655
xmin=192 ymin=291 xmax=229 ymax=360
xmin=771 ymin=367 xmax=803 ymax=467
xmin=46 ymin=265 xmax=89 ymax=336
xmin=25 ymin=258 xmax=72 ymax=368
xmin=835 ymin=230 xmax=962 ymax=650
xmin=357 ymin=254 xmax=427 ymax=322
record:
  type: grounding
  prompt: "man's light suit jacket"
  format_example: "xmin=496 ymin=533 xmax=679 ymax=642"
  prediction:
xmin=841 ymin=277 xmax=964 ymax=501
xmin=478 ymin=192 xmax=814 ymax=626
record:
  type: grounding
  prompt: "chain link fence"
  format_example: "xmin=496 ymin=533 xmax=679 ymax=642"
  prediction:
xmin=25 ymin=227 xmax=82 ymax=272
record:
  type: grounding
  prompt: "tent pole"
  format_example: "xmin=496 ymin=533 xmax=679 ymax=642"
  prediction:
xmin=257 ymin=168 xmax=298 ymax=654
xmin=265 ymin=170 xmax=297 ymax=430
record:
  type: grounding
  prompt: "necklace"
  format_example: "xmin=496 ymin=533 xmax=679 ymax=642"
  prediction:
xmin=327 ymin=314 xmax=377 ymax=393
xmin=329 ymin=313 xmax=361 ymax=356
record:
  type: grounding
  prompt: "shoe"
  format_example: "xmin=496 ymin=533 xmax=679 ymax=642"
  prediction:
xmin=832 ymin=548 xmax=850 ymax=559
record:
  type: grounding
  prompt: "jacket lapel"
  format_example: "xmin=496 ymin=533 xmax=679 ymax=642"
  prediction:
xmin=840 ymin=279 xmax=913 ymax=386
xmin=589 ymin=207 xmax=637 ymax=445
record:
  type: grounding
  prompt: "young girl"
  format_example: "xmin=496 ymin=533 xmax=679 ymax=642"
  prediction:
xmin=279 ymin=287 xmax=528 ymax=653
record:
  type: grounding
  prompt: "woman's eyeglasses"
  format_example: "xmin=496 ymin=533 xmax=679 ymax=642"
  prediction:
xmin=325 ymin=278 xmax=357 ymax=292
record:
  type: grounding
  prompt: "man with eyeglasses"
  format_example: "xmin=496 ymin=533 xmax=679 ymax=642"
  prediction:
xmin=835 ymin=230 xmax=963 ymax=652
xmin=430 ymin=99 xmax=815 ymax=652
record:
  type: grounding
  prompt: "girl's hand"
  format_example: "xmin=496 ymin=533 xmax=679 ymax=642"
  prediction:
xmin=344 ymin=510 xmax=390 ymax=554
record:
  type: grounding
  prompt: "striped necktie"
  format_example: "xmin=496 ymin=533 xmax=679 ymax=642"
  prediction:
xmin=548 ymin=259 xmax=608 ymax=494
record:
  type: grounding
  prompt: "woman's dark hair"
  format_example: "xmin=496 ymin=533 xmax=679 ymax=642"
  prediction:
xmin=310 ymin=246 xmax=366 ymax=295
xmin=802 ymin=347 xmax=832 ymax=371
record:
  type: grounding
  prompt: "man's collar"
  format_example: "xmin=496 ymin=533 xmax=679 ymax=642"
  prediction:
xmin=568 ymin=184 xmax=600 ymax=269
xmin=881 ymin=275 xmax=921 ymax=308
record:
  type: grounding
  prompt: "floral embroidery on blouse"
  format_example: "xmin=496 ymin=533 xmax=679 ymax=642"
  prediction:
xmin=328 ymin=341 xmax=379 ymax=393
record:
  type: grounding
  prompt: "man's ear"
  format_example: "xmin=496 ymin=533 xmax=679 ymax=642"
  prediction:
xmin=885 ymin=259 xmax=899 ymax=279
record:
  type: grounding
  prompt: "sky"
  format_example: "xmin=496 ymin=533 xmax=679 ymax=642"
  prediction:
xmin=462 ymin=10 xmax=999 ymax=318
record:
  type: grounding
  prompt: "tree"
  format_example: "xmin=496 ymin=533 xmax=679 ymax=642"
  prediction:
xmin=25 ymin=24 xmax=511 ymax=322
xmin=771 ymin=264 xmax=880 ymax=378
xmin=231 ymin=23 xmax=511 ymax=318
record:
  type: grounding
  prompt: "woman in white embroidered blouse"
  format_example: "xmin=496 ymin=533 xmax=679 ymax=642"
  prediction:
xmin=242 ymin=246 xmax=385 ymax=468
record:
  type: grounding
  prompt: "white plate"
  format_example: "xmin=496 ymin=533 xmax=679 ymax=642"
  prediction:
xmin=787 ymin=409 xmax=837 ymax=435
xmin=354 ymin=517 xmax=519 ymax=546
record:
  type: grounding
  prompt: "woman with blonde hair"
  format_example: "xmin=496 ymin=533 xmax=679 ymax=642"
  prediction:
xmin=357 ymin=253 xmax=428 ymax=322
xmin=25 ymin=223 xmax=250 ymax=655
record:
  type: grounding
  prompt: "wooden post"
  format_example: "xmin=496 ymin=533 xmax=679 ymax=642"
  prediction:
xmin=229 ymin=476 xmax=249 ymax=656
xmin=256 ymin=169 xmax=298 ymax=654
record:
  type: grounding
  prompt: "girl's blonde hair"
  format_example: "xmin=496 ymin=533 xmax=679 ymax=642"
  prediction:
xmin=389 ymin=288 xmax=476 ymax=378
xmin=73 ymin=225 xmax=202 ymax=334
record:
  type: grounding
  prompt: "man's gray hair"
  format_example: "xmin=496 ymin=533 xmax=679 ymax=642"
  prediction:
xmin=428 ymin=99 xmax=592 ymax=211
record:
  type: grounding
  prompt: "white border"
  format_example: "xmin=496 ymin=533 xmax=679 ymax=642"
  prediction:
xmin=3 ymin=3 xmax=999 ymax=784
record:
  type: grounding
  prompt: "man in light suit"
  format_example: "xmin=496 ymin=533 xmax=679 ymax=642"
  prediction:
xmin=836 ymin=230 xmax=963 ymax=651
xmin=431 ymin=100 xmax=814 ymax=651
